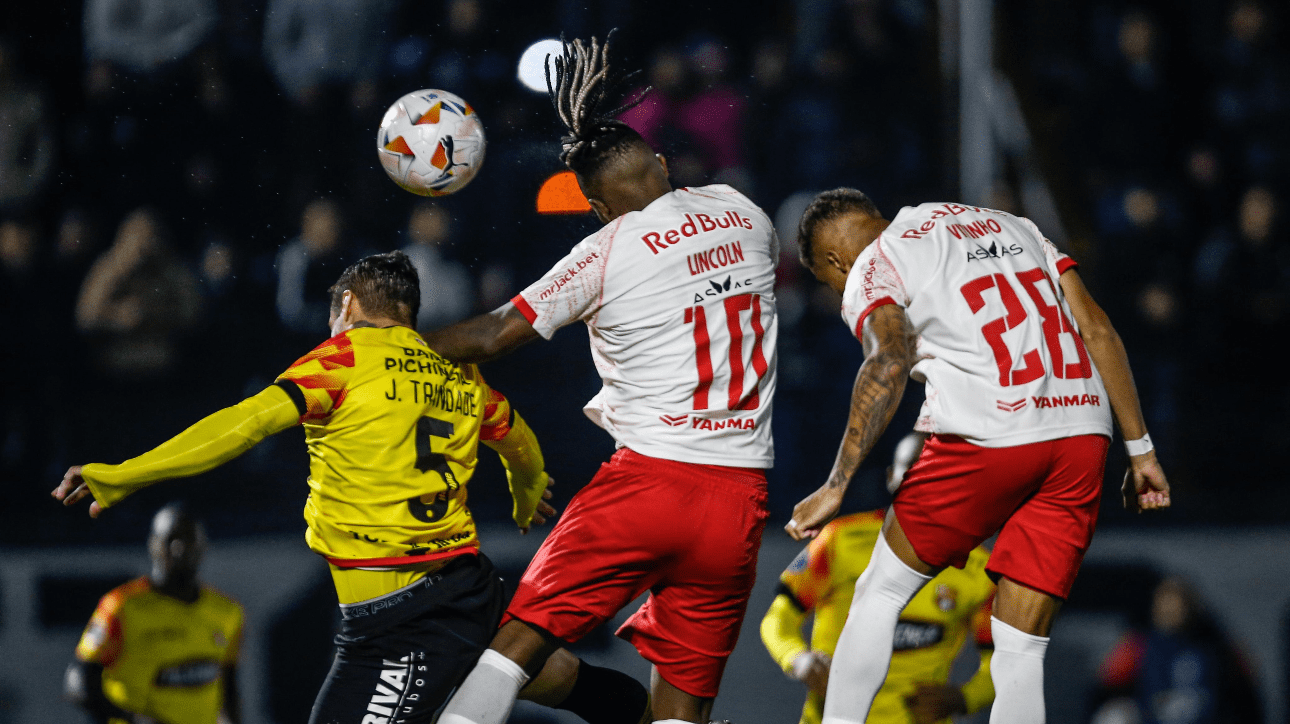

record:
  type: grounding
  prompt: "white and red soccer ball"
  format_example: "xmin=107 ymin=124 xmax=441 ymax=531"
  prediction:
xmin=377 ymin=89 xmax=486 ymax=197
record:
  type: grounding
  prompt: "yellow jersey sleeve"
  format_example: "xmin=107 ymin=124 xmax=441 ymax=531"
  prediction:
xmin=475 ymin=375 xmax=548 ymax=529
xmin=81 ymin=386 xmax=300 ymax=509
xmin=760 ymin=593 xmax=810 ymax=674
xmin=75 ymin=579 xmax=146 ymax=666
xmin=275 ymin=331 xmax=357 ymax=420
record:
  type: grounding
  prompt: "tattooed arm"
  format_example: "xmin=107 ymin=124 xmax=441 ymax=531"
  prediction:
xmin=787 ymin=304 xmax=917 ymax=540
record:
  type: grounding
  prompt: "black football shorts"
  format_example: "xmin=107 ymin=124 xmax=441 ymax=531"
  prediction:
xmin=308 ymin=552 xmax=504 ymax=724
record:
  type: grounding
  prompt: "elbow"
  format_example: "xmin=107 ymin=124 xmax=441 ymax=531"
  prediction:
xmin=1078 ymin=318 xmax=1120 ymax=350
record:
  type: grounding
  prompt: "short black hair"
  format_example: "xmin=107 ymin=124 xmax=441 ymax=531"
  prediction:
xmin=546 ymin=31 xmax=653 ymax=183
xmin=797 ymin=188 xmax=881 ymax=266
xmin=329 ymin=250 xmax=420 ymax=325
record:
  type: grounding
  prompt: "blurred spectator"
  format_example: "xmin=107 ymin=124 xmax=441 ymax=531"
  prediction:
xmin=401 ymin=203 xmax=472 ymax=330
xmin=263 ymin=0 xmax=395 ymax=103
xmin=65 ymin=504 xmax=243 ymax=724
xmin=676 ymin=39 xmax=747 ymax=176
xmin=1092 ymin=577 xmax=1263 ymax=724
xmin=76 ymin=208 xmax=202 ymax=378
xmin=83 ymin=0 xmax=217 ymax=73
xmin=0 ymin=42 xmax=55 ymax=212
xmin=275 ymin=199 xmax=348 ymax=334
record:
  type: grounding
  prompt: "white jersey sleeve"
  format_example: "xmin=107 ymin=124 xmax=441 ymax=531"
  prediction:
xmin=840 ymin=237 xmax=910 ymax=338
xmin=513 ymin=185 xmax=779 ymax=468
xmin=840 ymin=202 xmax=1111 ymax=447
xmin=511 ymin=221 xmax=618 ymax=339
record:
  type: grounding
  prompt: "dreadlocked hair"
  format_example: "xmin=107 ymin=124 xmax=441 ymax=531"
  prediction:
xmin=546 ymin=30 xmax=651 ymax=179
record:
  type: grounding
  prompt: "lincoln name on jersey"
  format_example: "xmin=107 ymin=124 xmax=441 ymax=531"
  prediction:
xmin=275 ymin=325 xmax=515 ymax=566
xmin=842 ymin=203 xmax=1112 ymax=447
xmin=75 ymin=578 xmax=243 ymax=724
xmin=511 ymin=184 xmax=779 ymax=468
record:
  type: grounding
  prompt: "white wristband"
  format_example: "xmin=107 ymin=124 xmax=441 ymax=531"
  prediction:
xmin=1125 ymin=434 xmax=1153 ymax=456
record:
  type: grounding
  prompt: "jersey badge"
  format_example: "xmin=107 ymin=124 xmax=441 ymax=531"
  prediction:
xmin=659 ymin=414 xmax=689 ymax=427
xmin=935 ymin=584 xmax=958 ymax=612
xmin=213 ymin=630 xmax=227 ymax=647
xmin=787 ymin=549 xmax=810 ymax=574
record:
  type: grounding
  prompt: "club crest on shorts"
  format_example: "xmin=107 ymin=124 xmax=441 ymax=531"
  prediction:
xmin=935 ymin=584 xmax=957 ymax=612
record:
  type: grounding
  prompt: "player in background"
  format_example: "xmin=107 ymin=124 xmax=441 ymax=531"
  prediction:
xmin=762 ymin=434 xmax=996 ymax=724
xmin=66 ymin=503 xmax=242 ymax=724
xmin=53 ymin=251 xmax=649 ymax=724
xmin=785 ymin=190 xmax=1170 ymax=724
xmin=426 ymin=33 xmax=780 ymax=724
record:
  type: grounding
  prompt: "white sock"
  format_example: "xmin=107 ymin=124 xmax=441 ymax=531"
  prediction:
xmin=989 ymin=617 xmax=1050 ymax=724
xmin=438 ymin=649 xmax=530 ymax=724
xmin=820 ymin=533 xmax=931 ymax=724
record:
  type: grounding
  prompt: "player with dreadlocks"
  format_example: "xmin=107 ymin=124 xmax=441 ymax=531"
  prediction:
xmin=430 ymin=32 xmax=782 ymax=724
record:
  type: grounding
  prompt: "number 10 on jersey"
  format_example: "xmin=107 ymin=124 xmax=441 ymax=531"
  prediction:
xmin=684 ymin=293 xmax=770 ymax=411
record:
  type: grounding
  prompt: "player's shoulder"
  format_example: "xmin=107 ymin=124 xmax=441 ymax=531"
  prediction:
xmin=199 ymin=585 xmax=245 ymax=619
xmin=286 ymin=330 xmax=357 ymax=371
xmin=680 ymin=183 xmax=760 ymax=207
xmin=98 ymin=576 xmax=152 ymax=615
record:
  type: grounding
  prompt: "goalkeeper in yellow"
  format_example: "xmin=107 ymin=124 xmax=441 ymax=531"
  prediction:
xmin=54 ymin=251 xmax=649 ymax=724
xmin=761 ymin=434 xmax=996 ymax=724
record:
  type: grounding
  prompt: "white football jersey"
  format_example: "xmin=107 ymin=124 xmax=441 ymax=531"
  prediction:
xmin=513 ymin=185 xmax=779 ymax=468
xmin=841 ymin=202 xmax=1112 ymax=447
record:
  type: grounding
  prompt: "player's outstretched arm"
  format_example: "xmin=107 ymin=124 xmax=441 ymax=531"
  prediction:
xmin=1059 ymin=269 xmax=1170 ymax=512
xmin=52 ymin=385 xmax=301 ymax=517
xmin=422 ymin=303 xmax=541 ymax=364
xmin=787 ymin=304 xmax=916 ymax=540
xmin=479 ymin=393 xmax=557 ymax=532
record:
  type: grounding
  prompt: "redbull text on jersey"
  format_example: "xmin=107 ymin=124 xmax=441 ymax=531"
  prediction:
xmin=640 ymin=211 xmax=754 ymax=255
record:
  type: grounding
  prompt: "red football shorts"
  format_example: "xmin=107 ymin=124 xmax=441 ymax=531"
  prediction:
xmin=893 ymin=433 xmax=1110 ymax=599
xmin=502 ymin=447 xmax=769 ymax=698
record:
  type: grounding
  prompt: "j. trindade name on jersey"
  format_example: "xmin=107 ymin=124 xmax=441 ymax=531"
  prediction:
xmin=382 ymin=346 xmax=479 ymax=418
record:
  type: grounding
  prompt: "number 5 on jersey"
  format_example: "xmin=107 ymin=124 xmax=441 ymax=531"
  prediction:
xmin=407 ymin=416 xmax=459 ymax=522
xmin=684 ymin=293 xmax=770 ymax=411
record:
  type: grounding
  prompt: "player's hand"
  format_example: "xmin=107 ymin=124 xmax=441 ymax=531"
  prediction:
xmin=786 ymin=485 xmax=843 ymax=541
xmin=1122 ymin=450 xmax=1170 ymax=513
xmin=520 ymin=476 xmax=558 ymax=534
xmin=789 ymin=650 xmax=831 ymax=697
xmin=51 ymin=466 xmax=104 ymax=518
xmin=904 ymin=683 xmax=967 ymax=724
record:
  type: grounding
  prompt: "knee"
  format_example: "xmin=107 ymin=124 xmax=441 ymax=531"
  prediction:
xmin=492 ymin=619 xmax=562 ymax=677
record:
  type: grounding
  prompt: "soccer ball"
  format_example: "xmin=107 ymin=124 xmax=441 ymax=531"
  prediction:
xmin=377 ymin=89 xmax=486 ymax=197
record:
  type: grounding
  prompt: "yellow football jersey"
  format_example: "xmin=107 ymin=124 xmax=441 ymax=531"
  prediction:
xmin=75 ymin=577 xmax=242 ymax=724
xmin=275 ymin=325 xmax=515 ymax=568
xmin=778 ymin=510 xmax=995 ymax=724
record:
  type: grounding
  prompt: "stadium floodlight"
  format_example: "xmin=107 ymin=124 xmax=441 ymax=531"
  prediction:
xmin=517 ymin=39 xmax=564 ymax=93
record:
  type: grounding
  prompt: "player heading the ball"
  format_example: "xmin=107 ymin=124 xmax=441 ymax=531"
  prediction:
xmin=426 ymin=31 xmax=781 ymax=724
xmin=785 ymin=191 xmax=1170 ymax=724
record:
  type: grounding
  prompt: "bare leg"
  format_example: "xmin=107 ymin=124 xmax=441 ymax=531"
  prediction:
xmin=987 ymin=577 xmax=1059 ymax=723
xmin=519 ymin=647 xmax=581 ymax=706
xmin=993 ymin=577 xmax=1061 ymax=635
xmin=438 ymin=620 xmax=563 ymax=724
xmin=649 ymin=667 xmax=712 ymax=723
xmin=488 ymin=619 xmax=563 ymax=678
xmin=880 ymin=509 xmax=941 ymax=576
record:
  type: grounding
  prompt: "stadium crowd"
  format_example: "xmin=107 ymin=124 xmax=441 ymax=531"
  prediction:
xmin=1 ymin=0 xmax=1285 ymax=546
